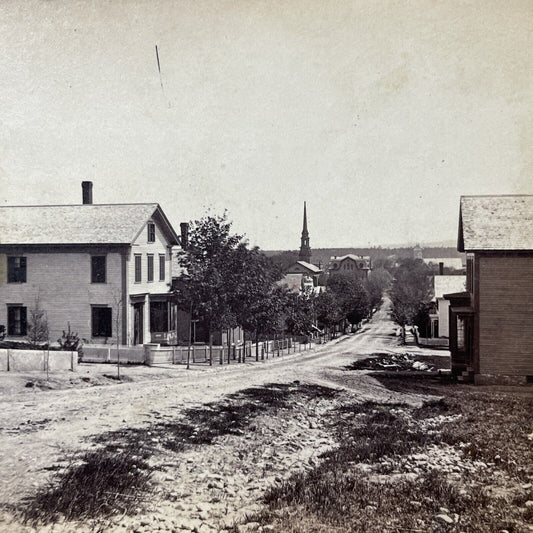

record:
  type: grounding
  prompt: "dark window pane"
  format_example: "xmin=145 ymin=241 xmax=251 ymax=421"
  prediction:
xmin=7 ymin=306 xmax=27 ymax=336
xmin=147 ymin=223 xmax=155 ymax=242
xmin=91 ymin=256 xmax=106 ymax=283
xmin=147 ymin=255 xmax=154 ymax=282
xmin=135 ymin=255 xmax=142 ymax=282
xmin=159 ymin=254 xmax=165 ymax=281
xmin=150 ymin=301 xmax=168 ymax=332
xmin=92 ymin=307 xmax=112 ymax=337
xmin=7 ymin=257 xmax=27 ymax=283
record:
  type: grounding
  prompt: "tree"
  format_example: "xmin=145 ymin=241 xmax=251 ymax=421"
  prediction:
xmin=327 ymin=274 xmax=370 ymax=332
xmin=390 ymin=258 xmax=432 ymax=343
xmin=26 ymin=298 xmax=49 ymax=349
xmin=284 ymin=288 xmax=316 ymax=340
xmin=230 ymin=245 xmax=284 ymax=361
xmin=315 ymin=290 xmax=343 ymax=338
xmin=365 ymin=267 xmax=393 ymax=315
xmin=176 ymin=212 xmax=243 ymax=364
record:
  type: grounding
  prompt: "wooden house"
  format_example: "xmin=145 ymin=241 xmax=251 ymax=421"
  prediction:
xmin=327 ymin=254 xmax=371 ymax=280
xmin=446 ymin=195 xmax=533 ymax=384
xmin=0 ymin=182 xmax=184 ymax=346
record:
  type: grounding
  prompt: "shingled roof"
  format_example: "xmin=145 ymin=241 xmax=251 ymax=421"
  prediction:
xmin=0 ymin=203 xmax=180 ymax=245
xmin=433 ymin=275 xmax=466 ymax=301
xmin=458 ymin=195 xmax=533 ymax=252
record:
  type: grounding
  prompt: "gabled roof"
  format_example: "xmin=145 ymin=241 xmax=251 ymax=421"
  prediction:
xmin=459 ymin=195 xmax=533 ymax=252
xmin=286 ymin=261 xmax=322 ymax=274
xmin=433 ymin=276 xmax=466 ymax=301
xmin=329 ymin=254 xmax=371 ymax=268
xmin=0 ymin=203 xmax=180 ymax=246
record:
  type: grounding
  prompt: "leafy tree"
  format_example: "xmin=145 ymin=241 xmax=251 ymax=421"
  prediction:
xmin=176 ymin=212 xmax=242 ymax=364
xmin=390 ymin=258 xmax=432 ymax=343
xmin=315 ymin=290 xmax=343 ymax=338
xmin=327 ymin=274 xmax=370 ymax=332
xmin=284 ymin=289 xmax=316 ymax=339
xmin=365 ymin=267 xmax=393 ymax=315
xmin=230 ymin=245 xmax=284 ymax=360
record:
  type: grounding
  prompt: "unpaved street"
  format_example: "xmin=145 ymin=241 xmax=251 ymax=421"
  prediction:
xmin=0 ymin=302 xmax=444 ymax=532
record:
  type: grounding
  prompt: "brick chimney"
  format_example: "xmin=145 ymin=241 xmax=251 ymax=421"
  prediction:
xmin=82 ymin=181 xmax=93 ymax=205
xmin=180 ymin=222 xmax=189 ymax=249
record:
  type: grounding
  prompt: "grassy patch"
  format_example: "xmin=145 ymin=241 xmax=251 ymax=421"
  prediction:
xmin=255 ymin=387 xmax=533 ymax=533
xmin=17 ymin=382 xmax=338 ymax=526
xmin=20 ymin=449 xmax=152 ymax=525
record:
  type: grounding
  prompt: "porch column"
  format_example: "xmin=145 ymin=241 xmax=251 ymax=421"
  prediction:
xmin=143 ymin=294 xmax=150 ymax=345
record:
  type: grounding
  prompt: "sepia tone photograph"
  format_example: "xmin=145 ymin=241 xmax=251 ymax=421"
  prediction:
xmin=0 ymin=1 xmax=532 ymax=532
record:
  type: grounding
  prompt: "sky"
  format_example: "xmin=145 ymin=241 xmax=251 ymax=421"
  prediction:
xmin=0 ymin=0 xmax=532 ymax=250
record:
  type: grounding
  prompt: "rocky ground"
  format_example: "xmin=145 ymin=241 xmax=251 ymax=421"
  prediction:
xmin=0 ymin=301 xmax=531 ymax=533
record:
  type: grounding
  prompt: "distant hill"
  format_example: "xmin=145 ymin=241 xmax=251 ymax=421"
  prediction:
xmin=264 ymin=246 xmax=464 ymax=271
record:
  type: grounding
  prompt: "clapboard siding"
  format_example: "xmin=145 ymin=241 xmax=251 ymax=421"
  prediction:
xmin=478 ymin=255 xmax=533 ymax=375
xmin=0 ymin=250 xmax=124 ymax=343
xmin=128 ymin=220 xmax=171 ymax=295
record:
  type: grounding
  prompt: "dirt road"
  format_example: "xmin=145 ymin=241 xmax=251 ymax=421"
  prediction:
xmin=0 ymin=300 xmax=446 ymax=532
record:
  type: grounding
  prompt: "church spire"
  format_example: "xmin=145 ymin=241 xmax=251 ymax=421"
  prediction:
xmin=299 ymin=201 xmax=312 ymax=263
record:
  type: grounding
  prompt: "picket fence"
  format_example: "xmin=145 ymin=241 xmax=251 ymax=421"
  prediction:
xmin=81 ymin=337 xmax=312 ymax=366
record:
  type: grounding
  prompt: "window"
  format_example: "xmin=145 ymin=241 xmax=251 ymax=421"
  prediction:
xmin=150 ymin=301 xmax=168 ymax=332
xmin=7 ymin=305 xmax=27 ymax=336
xmin=147 ymin=254 xmax=154 ymax=282
xmin=159 ymin=254 xmax=165 ymax=281
xmin=7 ymin=257 xmax=26 ymax=283
xmin=92 ymin=306 xmax=112 ymax=337
xmin=91 ymin=256 xmax=106 ymax=283
xmin=147 ymin=222 xmax=156 ymax=243
xmin=134 ymin=254 xmax=142 ymax=282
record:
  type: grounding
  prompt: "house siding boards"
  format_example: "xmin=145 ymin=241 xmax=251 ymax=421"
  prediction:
xmin=447 ymin=194 xmax=533 ymax=383
xmin=477 ymin=254 xmax=533 ymax=376
xmin=0 ymin=201 xmax=180 ymax=347
xmin=129 ymin=221 xmax=171 ymax=294
xmin=128 ymin=220 xmax=173 ymax=344
xmin=0 ymin=249 xmax=124 ymax=343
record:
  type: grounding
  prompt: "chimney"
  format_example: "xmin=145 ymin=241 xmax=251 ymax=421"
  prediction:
xmin=82 ymin=181 xmax=93 ymax=205
xmin=439 ymin=262 xmax=444 ymax=275
xmin=180 ymin=222 xmax=189 ymax=249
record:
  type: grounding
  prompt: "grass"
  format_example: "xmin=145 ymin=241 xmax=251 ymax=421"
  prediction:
xmin=252 ymin=378 xmax=533 ymax=533
xmin=17 ymin=382 xmax=339 ymax=526
xmin=20 ymin=449 xmax=152 ymax=525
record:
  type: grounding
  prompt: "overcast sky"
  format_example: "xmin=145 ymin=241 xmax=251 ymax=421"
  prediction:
xmin=1 ymin=0 xmax=531 ymax=250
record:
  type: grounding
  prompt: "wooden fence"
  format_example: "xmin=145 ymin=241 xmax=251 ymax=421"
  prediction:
xmin=147 ymin=337 xmax=313 ymax=366
xmin=81 ymin=337 xmax=313 ymax=366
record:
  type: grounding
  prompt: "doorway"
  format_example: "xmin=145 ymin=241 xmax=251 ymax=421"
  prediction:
xmin=133 ymin=303 xmax=144 ymax=345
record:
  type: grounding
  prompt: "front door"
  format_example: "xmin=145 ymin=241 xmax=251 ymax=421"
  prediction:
xmin=133 ymin=303 xmax=144 ymax=345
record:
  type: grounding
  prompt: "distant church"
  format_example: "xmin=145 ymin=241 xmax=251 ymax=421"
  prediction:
xmin=281 ymin=202 xmax=323 ymax=292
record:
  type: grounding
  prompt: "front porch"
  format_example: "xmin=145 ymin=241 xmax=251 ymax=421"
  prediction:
xmin=130 ymin=293 xmax=178 ymax=346
xmin=444 ymin=291 xmax=474 ymax=379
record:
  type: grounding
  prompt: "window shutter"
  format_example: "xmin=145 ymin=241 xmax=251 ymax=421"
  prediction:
xmin=20 ymin=257 xmax=27 ymax=282
xmin=20 ymin=307 xmax=27 ymax=336
xmin=7 ymin=307 xmax=15 ymax=335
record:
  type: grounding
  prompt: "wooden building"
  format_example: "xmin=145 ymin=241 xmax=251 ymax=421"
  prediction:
xmin=327 ymin=254 xmax=371 ymax=280
xmin=446 ymin=195 xmax=533 ymax=384
xmin=0 ymin=182 xmax=184 ymax=346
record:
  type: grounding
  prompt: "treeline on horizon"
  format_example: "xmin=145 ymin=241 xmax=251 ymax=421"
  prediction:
xmin=264 ymin=246 xmax=463 ymax=271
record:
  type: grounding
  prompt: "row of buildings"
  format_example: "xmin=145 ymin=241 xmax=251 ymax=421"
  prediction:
xmin=280 ymin=202 xmax=371 ymax=293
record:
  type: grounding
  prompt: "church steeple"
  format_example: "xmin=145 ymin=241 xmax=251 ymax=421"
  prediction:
xmin=299 ymin=201 xmax=312 ymax=263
